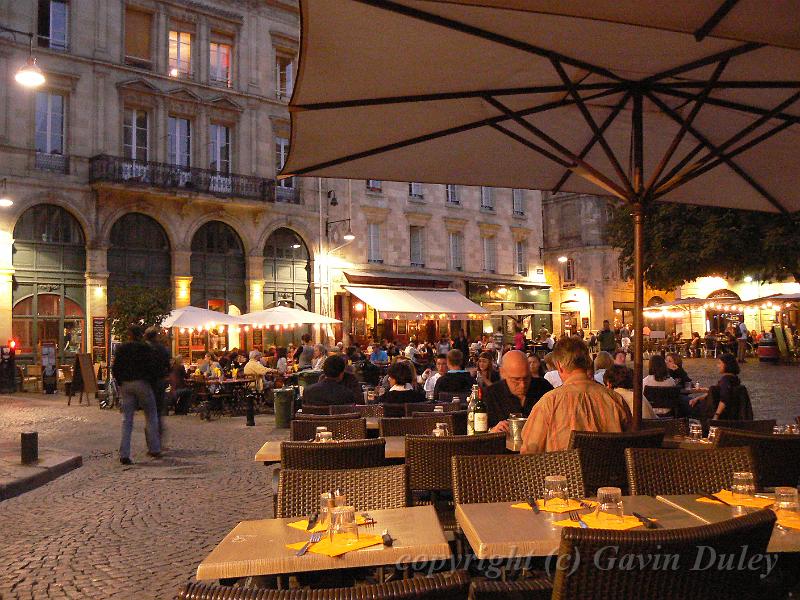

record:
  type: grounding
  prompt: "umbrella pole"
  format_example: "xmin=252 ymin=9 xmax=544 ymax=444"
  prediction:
xmin=632 ymin=202 xmax=644 ymax=431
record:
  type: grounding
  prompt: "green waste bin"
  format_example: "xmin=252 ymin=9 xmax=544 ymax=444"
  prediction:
xmin=274 ymin=387 xmax=295 ymax=429
xmin=296 ymin=370 xmax=322 ymax=389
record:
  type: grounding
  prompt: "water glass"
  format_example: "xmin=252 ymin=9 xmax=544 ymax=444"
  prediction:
xmin=330 ymin=506 xmax=359 ymax=544
xmin=319 ymin=431 xmax=334 ymax=443
xmin=595 ymin=487 xmax=624 ymax=523
xmin=731 ymin=471 xmax=756 ymax=500
xmin=773 ymin=487 xmax=799 ymax=529
xmin=432 ymin=424 xmax=445 ymax=437
xmin=319 ymin=492 xmax=336 ymax=528
xmin=791 ymin=424 xmax=800 ymax=435
xmin=689 ymin=422 xmax=703 ymax=441
xmin=707 ymin=426 xmax=719 ymax=443
xmin=367 ymin=389 xmax=376 ymax=403
xmin=774 ymin=425 xmax=786 ymax=435
xmin=436 ymin=422 xmax=451 ymax=436
xmin=543 ymin=475 xmax=568 ymax=510
xmin=313 ymin=426 xmax=328 ymax=442
xmin=426 ymin=390 xmax=435 ymax=401
xmin=434 ymin=405 xmax=444 ymax=413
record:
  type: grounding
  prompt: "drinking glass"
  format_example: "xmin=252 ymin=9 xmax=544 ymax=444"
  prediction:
xmin=330 ymin=506 xmax=359 ymax=544
xmin=319 ymin=492 xmax=335 ymax=528
xmin=543 ymin=475 xmax=568 ymax=510
xmin=319 ymin=431 xmax=334 ymax=443
xmin=436 ymin=422 xmax=451 ymax=436
xmin=367 ymin=389 xmax=376 ymax=403
xmin=791 ymin=424 xmax=800 ymax=435
xmin=313 ymin=426 xmax=328 ymax=442
xmin=434 ymin=405 xmax=444 ymax=413
xmin=689 ymin=422 xmax=703 ymax=441
xmin=773 ymin=487 xmax=799 ymax=529
xmin=426 ymin=390 xmax=435 ymax=401
xmin=452 ymin=396 xmax=460 ymax=404
xmin=595 ymin=487 xmax=624 ymax=523
xmin=731 ymin=471 xmax=756 ymax=500
xmin=432 ymin=424 xmax=445 ymax=437
xmin=707 ymin=426 xmax=719 ymax=443
xmin=334 ymin=490 xmax=347 ymax=506
xmin=774 ymin=425 xmax=786 ymax=435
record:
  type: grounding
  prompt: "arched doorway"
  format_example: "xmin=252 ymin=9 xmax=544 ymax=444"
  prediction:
xmin=646 ymin=295 xmax=667 ymax=333
xmin=12 ymin=204 xmax=86 ymax=362
xmin=108 ymin=213 xmax=171 ymax=303
xmin=705 ymin=289 xmax=742 ymax=333
xmin=263 ymin=228 xmax=311 ymax=310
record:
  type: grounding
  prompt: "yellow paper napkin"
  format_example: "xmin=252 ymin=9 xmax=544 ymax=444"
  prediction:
xmin=554 ymin=512 xmax=644 ymax=530
xmin=288 ymin=514 xmax=368 ymax=533
xmin=776 ymin=514 xmax=800 ymax=531
xmin=696 ymin=490 xmax=774 ymax=509
xmin=512 ymin=499 xmax=598 ymax=514
xmin=286 ymin=533 xmax=384 ymax=557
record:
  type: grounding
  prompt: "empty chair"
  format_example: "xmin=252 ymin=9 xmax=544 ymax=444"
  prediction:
xmin=329 ymin=403 xmax=359 ymax=415
xmin=413 ymin=410 xmax=468 ymax=435
xmin=568 ymin=430 xmax=665 ymax=496
xmin=452 ymin=451 xmax=584 ymax=504
xmin=641 ymin=417 xmax=690 ymax=437
xmin=708 ymin=419 xmax=776 ymax=434
xmin=280 ymin=438 xmax=385 ymax=470
xmin=404 ymin=401 xmax=462 ymax=416
xmin=714 ymin=428 xmax=800 ymax=489
xmin=625 ymin=447 xmax=755 ymax=496
xmin=290 ymin=417 xmax=367 ymax=441
xmin=295 ymin=411 xmax=361 ymax=420
xmin=276 ymin=464 xmax=408 ymax=518
xmin=382 ymin=403 xmax=408 ymax=418
xmin=643 ymin=386 xmax=682 ymax=417
xmin=379 ymin=415 xmax=454 ymax=437
xmin=355 ymin=404 xmax=384 ymax=418
xmin=439 ymin=391 xmax=469 ymax=404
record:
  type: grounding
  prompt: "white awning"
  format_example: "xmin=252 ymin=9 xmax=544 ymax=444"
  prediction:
xmin=345 ymin=286 xmax=487 ymax=320
xmin=489 ymin=309 xmax=561 ymax=317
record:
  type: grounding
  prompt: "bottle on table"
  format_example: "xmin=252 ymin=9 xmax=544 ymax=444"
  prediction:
xmin=467 ymin=384 xmax=479 ymax=435
xmin=473 ymin=387 xmax=489 ymax=434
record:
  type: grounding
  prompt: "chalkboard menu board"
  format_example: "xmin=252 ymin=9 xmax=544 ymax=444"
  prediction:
xmin=177 ymin=330 xmax=191 ymax=362
xmin=92 ymin=317 xmax=107 ymax=363
xmin=253 ymin=329 xmax=263 ymax=350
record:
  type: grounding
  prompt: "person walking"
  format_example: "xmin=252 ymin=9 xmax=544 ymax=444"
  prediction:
xmin=736 ymin=321 xmax=749 ymax=363
xmin=144 ymin=326 xmax=171 ymax=435
xmin=113 ymin=325 xmax=161 ymax=465
xmin=598 ymin=320 xmax=617 ymax=353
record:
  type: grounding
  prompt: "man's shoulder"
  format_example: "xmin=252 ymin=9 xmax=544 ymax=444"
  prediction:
xmin=484 ymin=379 xmax=508 ymax=398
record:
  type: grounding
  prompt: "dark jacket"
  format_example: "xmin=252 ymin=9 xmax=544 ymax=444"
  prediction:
xmin=669 ymin=367 xmax=691 ymax=389
xmin=598 ymin=329 xmax=616 ymax=352
xmin=112 ymin=341 xmax=157 ymax=385
xmin=433 ymin=371 xmax=476 ymax=399
xmin=302 ymin=378 xmax=360 ymax=406
xmin=712 ymin=374 xmax=743 ymax=420
xmin=383 ymin=388 xmax=425 ymax=405
xmin=483 ymin=378 xmax=553 ymax=428
xmin=147 ymin=341 xmax=171 ymax=381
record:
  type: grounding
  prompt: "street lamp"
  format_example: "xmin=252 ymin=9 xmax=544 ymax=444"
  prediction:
xmin=327 ymin=218 xmax=355 ymax=242
xmin=557 ymin=255 xmax=569 ymax=263
xmin=1 ymin=25 xmax=46 ymax=88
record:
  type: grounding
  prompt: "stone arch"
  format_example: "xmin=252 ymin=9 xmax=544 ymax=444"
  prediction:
xmin=189 ymin=220 xmax=247 ymax=312
xmin=98 ymin=204 xmax=180 ymax=254
xmin=181 ymin=212 xmax=253 ymax=255
xmin=7 ymin=191 xmax=94 ymax=245
xmin=262 ymin=227 xmax=312 ymax=311
xmin=107 ymin=213 xmax=172 ymax=303
xmin=255 ymin=218 xmax=317 ymax=259
xmin=706 ymin=289 xmax=741 ymax=301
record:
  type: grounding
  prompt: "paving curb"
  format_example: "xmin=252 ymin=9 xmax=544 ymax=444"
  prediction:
xmin=0 ymin=450 xmax=83 ymax=501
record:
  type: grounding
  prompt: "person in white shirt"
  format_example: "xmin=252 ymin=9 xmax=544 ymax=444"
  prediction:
xmin=311 ymin=344 xmax=327 ymax=371
xmin=545 ymin=334 xmax=556 ymax=351
xmin=422 ymin=354 xmax=448 ymax=395
xmin=543 ymin=352 xmax=562 ymax=388
xmin=642 ymin=355 xmax=677 ymax=388
xmin=604 ymin=364 xmax=657 ymax=419
xmin=404 ymin=341 xmax=418 ymax=361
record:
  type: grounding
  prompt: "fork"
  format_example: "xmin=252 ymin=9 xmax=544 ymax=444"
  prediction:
xmin=296 ymin=531 xmax=322 ymax=556
xmin=569 ymin=510 xmax=589 ymax=529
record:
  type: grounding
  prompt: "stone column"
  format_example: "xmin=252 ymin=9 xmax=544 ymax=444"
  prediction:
xmin=246 ymin=254 xmax=265 ymax=313
xmin=173 ymin=249 xmax=192 ymax=308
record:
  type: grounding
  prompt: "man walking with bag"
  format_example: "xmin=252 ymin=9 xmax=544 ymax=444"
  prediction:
xmin=736 ymin=321 xmax=749 ymax=364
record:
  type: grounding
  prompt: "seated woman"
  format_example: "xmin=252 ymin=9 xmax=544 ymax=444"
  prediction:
xmin=689 ymin=332 xmax=702 ymax=357
xmin=592 ymin=351 xmax=614 ymax=385
xmin=642 ymin=355 xmax=677 ymax=388
xmin=690 ymin=353 xmax=743 ymax=420
xmin=603 ymin=364 xmax=657 ymax=419
xmin=665 ymin=352 xmax=692 ymax=389
xmin=382 ymin=360 xmax=425 ymax=405
xmin=475 ymin=351 xmax=500 ymax=393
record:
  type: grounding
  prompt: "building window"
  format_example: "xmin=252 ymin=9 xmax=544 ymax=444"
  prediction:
xmin=167 ymin=116 xmax=191 ymax=167
xmin=408 ymin=182 xmax=423 ymax=198
xmin=366 ymin=179 xmax=382 ymax=192
xmin=480 ymin=186 xmax=494 ymax=210
xmin=368 ymin=223 xmax=382 ymax=264
xmin=275 ymin=54 xmax=293 ymax=99
xmin=37 ymin=0 xmax=68 ymax=51
xmin=124 ymin=7 xmax=152 ymax=68
xmin=209 ymin=124 xmax=231 ymax=174
xmin=482 ymin=236 xmax=496 ymax=273
xmin=515 ymin=240 xmax=527 ymax=276
xmin=445 ymin=184 xmax=459 ymax=205
xmin=275 ymin=136 xmax=292 ymax=188
xmin=123 ymin=109 xmax=148 ymax=162
xmin=410 ymin=225 xmax=425 ymax=268
xmin=512 ymin=189 xmax=525 ymax=216
xmin=449 ymin=232 xmax=463 ymax=271
xmin=168 ymin=29 xmax=192 ymax=77
xmin=563 ymin=258 xmax=576 ymax=283
xmin=210 ymin=41 xmax=232 ymax=87
xmin=35 ymin=92 xmax=67 ymax=172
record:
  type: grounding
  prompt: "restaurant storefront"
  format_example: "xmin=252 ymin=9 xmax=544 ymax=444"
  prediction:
xmin=466 ymin=280 xmax=552 ymax=341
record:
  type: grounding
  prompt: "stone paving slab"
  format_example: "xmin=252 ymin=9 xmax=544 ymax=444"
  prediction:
xmin=0 ymin=445 xmax=82 ymax=501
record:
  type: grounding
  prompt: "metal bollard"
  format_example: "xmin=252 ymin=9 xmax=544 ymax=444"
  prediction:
xmin=246 ymin=395 xmax=255 ymax=427
xmin=21 ymin=431 xmax=38 ymax=464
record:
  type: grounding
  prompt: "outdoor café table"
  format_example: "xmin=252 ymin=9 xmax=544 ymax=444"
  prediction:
xmin=196 ymin=505 xmax=451 ymax=580
xmin=255 ymin=436 xmax=407 ymax=463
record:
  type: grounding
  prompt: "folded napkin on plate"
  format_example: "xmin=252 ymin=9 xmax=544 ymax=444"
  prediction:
xmin=554 ymin=512 xmax=644 ymax=530
xmin=288 ymin=514 xmax=369 ymax=533
xmin=286 ymin=533 xmax=384 ymax=557
xmin=776 ymin=513 xmax=800 ymax=531
xmin=696 ymin=490 xmax=774 ymax=509
xmin=512 ymin=499 xmax=598 ymax=514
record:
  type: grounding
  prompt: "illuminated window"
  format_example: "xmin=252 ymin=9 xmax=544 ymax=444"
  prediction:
xmin=169 ymin=29 xmax=192 ymax=76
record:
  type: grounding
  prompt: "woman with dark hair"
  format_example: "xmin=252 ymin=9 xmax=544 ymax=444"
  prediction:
xmin=690 ymin=353 xmax=743 ymax=420
xmin=603 ymin=364 xmax=656 ymax=419
xmin=642 ymin=355 xmax=677 ymax=388
xmin=475 ymin=351 xmax=500 ymax=391
xmin=527 ymin=354 xmax=547 ymax=378
xmin=665 ymin=352 xmax=692 ymax=389
xmin=382 ymin=360 xmax=424 ymax=405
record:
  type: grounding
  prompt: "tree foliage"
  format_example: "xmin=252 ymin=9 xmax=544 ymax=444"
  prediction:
xmin=606 ymin=202 xmax=800 ymax=290
xmin=107 ymin=286 xmax=173 ymax=339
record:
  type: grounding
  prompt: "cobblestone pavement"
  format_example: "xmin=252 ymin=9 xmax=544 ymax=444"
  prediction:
xmin=0 ymin=358 xmax=798 ymax=600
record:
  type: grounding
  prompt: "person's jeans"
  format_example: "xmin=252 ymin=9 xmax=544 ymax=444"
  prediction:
xmin=119 ymin=380 xmax=161 ymax=459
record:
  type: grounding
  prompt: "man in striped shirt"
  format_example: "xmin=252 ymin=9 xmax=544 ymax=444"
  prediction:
xmin=520 ymin=337 xmax=631 ymax=454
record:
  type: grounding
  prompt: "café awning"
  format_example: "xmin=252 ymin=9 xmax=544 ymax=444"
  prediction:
xmin=489 ymin=309 xmax=561 ymax=317
xmin=162 ymin=306 xmax=245 ymax=329
xmin=345 ymin=286 xmax=487 ymax=320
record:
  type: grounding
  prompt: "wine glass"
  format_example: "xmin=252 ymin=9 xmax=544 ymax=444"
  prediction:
xmin=688 ymin=422 xmax=702 ymax=441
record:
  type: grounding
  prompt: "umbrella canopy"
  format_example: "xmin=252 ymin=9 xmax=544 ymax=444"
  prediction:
xmin=241 ymin=305 xmax=342 ymax=326
xmin=740 ymin=292 xmax=800 ymax=307
xmin=644 ymin=297 xmax=708 ymax=313
xmin=162 ymin=306 xmax=245 ymax=329
xmin=489 ymin=309 xmax=561 ymax=317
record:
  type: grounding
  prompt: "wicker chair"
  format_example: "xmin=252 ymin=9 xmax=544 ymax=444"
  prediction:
xmin=276 ymin=465 xmax=408 ymax=518
xmin=468 ymin=579 xmax=552 ymax=600
xmin=330 ymin=403 xmax=359 ymax=415
xmin=379 ymin=415 xmax=454 ymax=437
xmin=643 ymin=386 xmax=682 ymax=417
xmin=641 ymin=417 xmax=690 ymax=437
xmin=708 ymin=419 xmax=776 ymax=434
xmin=382 ymin=403 xmax=408 ymax=418
xmin=300 ymin=404 xmax=357 ymax=415
xmin=290 ymin=417 xmax=367 ymax=441
xmin=355 ymin=404 xmax=384 ymax=418
xmin=714 ymin=428 xmax=800 ymax=489
xmin=412 ymin=410 xmax=468 ymax=435
xmin=280 ymin=438 xmax=385 ymax=470
xmin=178 ymin=570 xmax=471 ymax=599
xmin=295 ymin=411 xmax=362 ymax=420
xmin=625 ymin=447 xmax=755 ymax=496
xmin=452 ymin=451 xmax=584 ymax=504
xmin=568 ymin=430 xmax=665 ymax=496
xmin=404 ymin=401 xmax=462 ymax=416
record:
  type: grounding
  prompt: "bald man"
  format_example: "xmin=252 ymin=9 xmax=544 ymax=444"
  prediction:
xmin=485 ymin=350 xmax=552 ymax=433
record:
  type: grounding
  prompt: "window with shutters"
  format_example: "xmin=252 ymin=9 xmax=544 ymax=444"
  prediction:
xmin=408 ymin=182 xmax=424 ymax=199
xmin=275 ymin=136 xmax=293 ymax=188
xmin=366 ymin=180 xmax=382 ymax=192
xmin=449 ymin=232 xmax=463 ymax=271
xmin=209 ymin=41 xmax=232 ymax=87
xmin=480 ymin=187 xmax=494 ymax=211
xmin=482 ymin=236 xmax=496 ymax=273
xmin=209 ymin=124 xmax=231 ymax=174
xmin=445 ymin=184 xmax=459 ymax=205
xmin=167 ymin=116 xmax=191 ymax=167
xmin=515 ymin=240 xmax=527 ymax=275
xmin=409 ymin=226 xmax=425 ymax=268
xmin=124 ymin=7 xmax=152 ymax=67
xmin=563 ymin=258 xmax=576 ymax=283
xmin=38 ymin=0 xmax=68 ymax=51
xmin=276 ymin=53 xmax=294 ymax=99
xmin=168 ymin=29 xmax=192 ymax=77
xmin=35 ymin=92 xmax=65 ymax=156
xmin=512 ymin=189 xmax=525 ymax=216
xmin=123 ymin=109 xmax=148 ymax=161
xmin=368 ymin=223 xmax=382 ymax=264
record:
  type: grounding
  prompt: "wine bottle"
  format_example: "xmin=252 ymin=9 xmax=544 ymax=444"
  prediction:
xmin=467 ymin=384 xmax=479 ymax=435
xmin=473 ymin=387 xmax=489 ymax=434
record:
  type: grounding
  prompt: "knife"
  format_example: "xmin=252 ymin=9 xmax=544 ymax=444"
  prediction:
xmin=698 ymin=490 xmax=731 ymax=506
xmin=526 ymin=495 xmax=540 ymax=514
xmin=305 ymin=510 xmax=319 ymax=531
xmin=632 ymin=512 xmax=658 ymax=529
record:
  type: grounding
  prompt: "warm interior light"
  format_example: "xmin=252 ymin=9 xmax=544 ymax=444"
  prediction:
xmin=0 ymin=198 xmax=12 ymax=208
xmin=743 ymin=276 xmax=753 ymax=283
xmin=343 ymin=228 xmax=355 ymax=242
xmin=354 ymin=302 xmax=365 ymax=312
xmin=291 ymin=243 xmax=301 ymax=249
xmin=15 ymin=56 xmax=46 ymax=88
xmin=557 ymin=256 xmax=568 ymax=263
xmin=169 ymin=67 xmax=179 ymax=77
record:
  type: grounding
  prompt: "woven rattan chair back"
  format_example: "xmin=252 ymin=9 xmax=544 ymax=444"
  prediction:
xmin=404 ymin=401 xmax=462 ymax=416
xmin=355 ymin=404 xmax=384 ymax=418
xmin=708 ymin=419 xmax=776 ymax=434
xmin=412 ymin=410 xmax=468 ymax=435
xmin=406 ymin=433 xmax=506 ymax=494
xmin=625 ymin=447 xmax=755 ymax=496
xmin=568 ymin=429 xmax=665 ymax=496
xmin=296 ymin=410 xmax=361 ymax=420
xmin=452 ymin=451 xmax=584 ymax=504
xmin=552 ymin=508 xmax=775 ymax=600
xmin=329 ymin=404 xmax=358 ymax=415
xmin=468 ymin=579 xmax=554 ymax=600
xmin=276 ymin=465 xmax=408 ymax=518
xmin=643 ymin=386 xmax=682 ymax=417
xmin=178 ymin=570 xmax=470 ymax=599
xmin=641 ymin=417 xmax=690 ymax=437
xmin=714 ymin=428 xmax=800 ymax=489
xmin=280 ymin=438 xmax=385 ymax=470
xmin=290 ymin=417 xmax=367 ymax=441
xmin=382 ymin=403 xmax=408 ymax=418
xmin=379 ymin=415 xmax=454 ymax=437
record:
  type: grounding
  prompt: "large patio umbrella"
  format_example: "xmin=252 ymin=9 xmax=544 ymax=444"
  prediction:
xmin=241 ymin=305 xmax=342 ymax=327
xmin=282 ymin=0 xmax=800 ymax=427
xmin=162 ymin=306 xmax=245 ymax=330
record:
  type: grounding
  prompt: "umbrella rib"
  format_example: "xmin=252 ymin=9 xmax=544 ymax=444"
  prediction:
xmin=282 ymin=86 xmax=625 ymax=178
xmin=694 ymin=0 xmax=741 ymax=42
xmin=645 ymin=91 xmax=789 ymax=214
xmin=352 ymin=0 xmax=625 ymax=82
xmin=552 ymin=91 xmax=631 ymax=194
xmin=644 ymin=42 xmax=762 ymax=83
xmin=657 ymin=88 xmax=800 ymax=123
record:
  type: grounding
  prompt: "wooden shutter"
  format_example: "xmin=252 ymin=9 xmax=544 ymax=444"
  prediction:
xmin=125 ymin=8 xmax=152 ymax=62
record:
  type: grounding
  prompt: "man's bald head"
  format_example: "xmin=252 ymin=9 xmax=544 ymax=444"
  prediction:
xmin=500 ymin=350 xmax=531 ymax=400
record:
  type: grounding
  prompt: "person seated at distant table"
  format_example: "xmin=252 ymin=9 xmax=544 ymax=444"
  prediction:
xmin=422 ymin=354 xmax=448 ymax=396
xmin=603 ymin=364 xmax=657 ymax=420
xmin=301 ymin=355 xmax=360 ymax=406
xmin=433 ymin=349 xmax=475 ymax=400
xmin=382 ymin=361 xmax=425 ymax=405
xmin=370 ymin=345 xmax=389 ymax=366
xmin=243 ymin=350 xmax=271 ymax=392
xmin=487 ymin=350 xmax=553 ymax=433
xmin=642 ymin=355 xmax=677 ymax=388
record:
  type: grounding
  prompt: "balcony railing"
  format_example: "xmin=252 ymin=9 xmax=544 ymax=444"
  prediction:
xmin=88 ymin=155 xmax=292 ymax=203
xmin=36 ymin=152 xmax=69 ymax=174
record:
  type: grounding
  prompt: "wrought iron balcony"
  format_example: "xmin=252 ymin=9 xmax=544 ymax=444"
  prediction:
xmin=88 ymin=155 xmax=297 ymax=203
xmin=35 ymin=152 xmax=69 ymax=174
